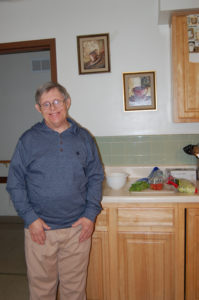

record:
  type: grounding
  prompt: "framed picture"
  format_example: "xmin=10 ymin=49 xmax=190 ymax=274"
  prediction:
xmin=77 ymin=33 xmax=110 ymax=74
xmin=123 ymin=71 xmax=157 ymax=111
xmin=188 ymin=27 xmax=194 ymax=40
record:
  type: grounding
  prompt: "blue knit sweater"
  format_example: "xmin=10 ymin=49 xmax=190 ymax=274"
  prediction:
xmin=6 ymin=118 xmax=104 ymax=229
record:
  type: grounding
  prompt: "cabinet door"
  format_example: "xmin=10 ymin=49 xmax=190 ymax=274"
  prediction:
xmin=86 ymin=231 xmax=110 ymax=300
xmin=118 ymin=232 xmax=175 ymax=300
xmin=186 ymin=208 xmax=199 ymax=300
xmin=172 ymin=12 xmax=199 ymax=122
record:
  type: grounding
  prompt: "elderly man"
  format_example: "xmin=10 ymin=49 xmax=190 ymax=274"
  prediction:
xmin=6 ymin=81 xmax=104 ymax=300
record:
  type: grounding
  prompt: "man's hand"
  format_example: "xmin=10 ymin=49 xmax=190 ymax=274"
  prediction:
xmin=72 ymin=217 xmax=94 ymax=242
xmin=28 ymin=218 xmax=51 ymax=245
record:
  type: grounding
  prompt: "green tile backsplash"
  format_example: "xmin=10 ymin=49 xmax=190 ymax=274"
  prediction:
xmin=95 ymin=134 xmax=199 ymax=166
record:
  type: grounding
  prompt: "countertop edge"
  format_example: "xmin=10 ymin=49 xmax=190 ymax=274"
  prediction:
xmin=102 ymin=194 xmax=199 ymax=203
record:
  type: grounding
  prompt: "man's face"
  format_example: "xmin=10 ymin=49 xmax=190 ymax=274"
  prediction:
xmin=35 ymin=88 xmax=71 ymax=132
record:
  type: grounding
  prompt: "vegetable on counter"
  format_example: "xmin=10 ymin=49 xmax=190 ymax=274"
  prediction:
xmin=148 ymin=167 xmax=164 ymax=190
xmin=129 ymin=167 xmax=164 ymax=192
xmin=167 ymin=176 xmax=197 ymax=194
xmin=150 ymin=183 xmax=163 ymax=190
xmin=129 ymin=181 xmax=149 ymax=191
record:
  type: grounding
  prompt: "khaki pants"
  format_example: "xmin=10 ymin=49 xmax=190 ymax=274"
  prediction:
xmin=25 ymin=226 xmax=91 ymax=300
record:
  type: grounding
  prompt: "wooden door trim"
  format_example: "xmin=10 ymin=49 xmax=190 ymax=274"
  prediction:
xmin=0 ymin=38 xmax=57 ymax=82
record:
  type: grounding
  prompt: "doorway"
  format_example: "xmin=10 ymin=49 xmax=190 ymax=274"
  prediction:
xmin=0 ymin=38 xmax=58 ymax=215
xmin=0 ymin=38 xmax=57 ymax=159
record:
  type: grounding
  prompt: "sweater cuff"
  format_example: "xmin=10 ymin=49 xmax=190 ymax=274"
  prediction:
xmin=83 ymin=206 xmax=102 ymax=223
xmin=23 ymin=210 xmax=39 ymax=227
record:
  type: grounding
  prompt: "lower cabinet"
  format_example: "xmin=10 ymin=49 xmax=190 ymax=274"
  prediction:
xmin=57 ymin=202 xmax=199 ymax=300
xmin=118 ymin=232 xmax=174 ymax=300
xmin=117 ymin=206 xmax=176 ymax=300
xmin=186 ymin=208 xmax=199 ymax=300
xmin=86 ymin=204 xmax=177 ymax=300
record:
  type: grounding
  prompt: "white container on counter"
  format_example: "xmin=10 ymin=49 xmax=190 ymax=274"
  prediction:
xmin=106 ymin=172 xmax=128 ymax=190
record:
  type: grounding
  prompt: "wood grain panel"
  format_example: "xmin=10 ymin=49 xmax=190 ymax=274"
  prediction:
xmin=95 ymin=208 xmax=108 ymax=230
xmin=118 ymin=232 xmax=175 ymax=300
xmin=186 ymin=208 xmax=199 ymax=300
xmin=172 ymin=12 xmax=199 ymax=122
xmin=118 ymin=207 xmax=174 ymax=228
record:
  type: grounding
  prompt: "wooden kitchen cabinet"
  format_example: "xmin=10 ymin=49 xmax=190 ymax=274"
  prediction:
xmin=117 ymin=206 xmax=176 ymax=300
xmin=88 ymin=203 xmax=177 ymax=300
xmin=172 ymin=11 xmax=199 ymax=122
xmin=58 ymin=202 xmax=199 ymax=300
xmin=185 ymin=208 xmax=199 ymax=300
xmin=57 ymin=203 xmax=178 ymax=300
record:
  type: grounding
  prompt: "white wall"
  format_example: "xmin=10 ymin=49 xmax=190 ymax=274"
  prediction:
xmin=159 ymin=0 xmax=199 ymax=10
xmin=0 ymin=51 xmax=51 ymax=159
xmin=0 ymin=0 xmax=198 ymax=137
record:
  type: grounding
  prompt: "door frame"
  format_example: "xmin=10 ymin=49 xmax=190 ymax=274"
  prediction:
xmin=0 ymin=38 xmax=57 ymax=82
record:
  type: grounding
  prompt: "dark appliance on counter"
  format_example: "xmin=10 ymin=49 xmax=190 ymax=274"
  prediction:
xmin=183 ymin=144 xmax=199 ymax=179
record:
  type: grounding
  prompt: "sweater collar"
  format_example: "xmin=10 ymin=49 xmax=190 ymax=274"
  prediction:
xmin=40 ymin=117 xmax=80 ymax=136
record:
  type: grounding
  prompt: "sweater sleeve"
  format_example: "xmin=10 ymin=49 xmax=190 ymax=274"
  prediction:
xmin=6 ymin=140 xmax=39 ymax=226
xmin=82 ymin=134 xmax=104 ymax=222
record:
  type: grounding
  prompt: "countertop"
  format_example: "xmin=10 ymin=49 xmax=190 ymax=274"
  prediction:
xmin=102 ymin=165 xmax=199 ymax=203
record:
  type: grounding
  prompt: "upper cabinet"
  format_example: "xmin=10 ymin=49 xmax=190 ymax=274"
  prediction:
xmin=172 ymin=11 xmax=199 ymax=122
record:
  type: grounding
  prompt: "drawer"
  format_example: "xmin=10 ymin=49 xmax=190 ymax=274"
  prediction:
xmin=117 ymin=207 xmax=175 ymax=227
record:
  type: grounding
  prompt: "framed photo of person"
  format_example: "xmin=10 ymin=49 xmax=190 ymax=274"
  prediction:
xmin=77 ymin=33 xmax=110 ymax=74
xmin=123 ymin=71 xmax=157 ymax=111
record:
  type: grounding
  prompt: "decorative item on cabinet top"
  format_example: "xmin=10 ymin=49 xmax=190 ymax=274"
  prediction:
xmin=187 ymin=14 xmax=199 ymax=60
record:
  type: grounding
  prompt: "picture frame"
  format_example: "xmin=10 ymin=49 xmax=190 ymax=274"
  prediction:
xmin=77 ymin=33 xmax=110 ymax=74
xmin=123 ymin=71 xmax=157 ymax=111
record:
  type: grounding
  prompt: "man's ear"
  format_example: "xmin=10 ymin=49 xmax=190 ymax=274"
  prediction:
xmin=66 ymin=98 xmax=71 ymax=110
xmin=35 ymin=104 xmax=41 ymax=113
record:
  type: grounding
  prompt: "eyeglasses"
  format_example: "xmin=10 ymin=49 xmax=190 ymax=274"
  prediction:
xmin=39 ymin=99 xmax=65 ymax=110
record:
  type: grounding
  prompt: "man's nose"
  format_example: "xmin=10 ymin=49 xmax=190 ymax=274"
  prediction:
xmin=49 ymin=102 xmax=56 ymax=110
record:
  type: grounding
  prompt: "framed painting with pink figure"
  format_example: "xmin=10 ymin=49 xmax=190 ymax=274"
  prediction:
xmin=123 ymin=71 xmax=156 ymax=111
